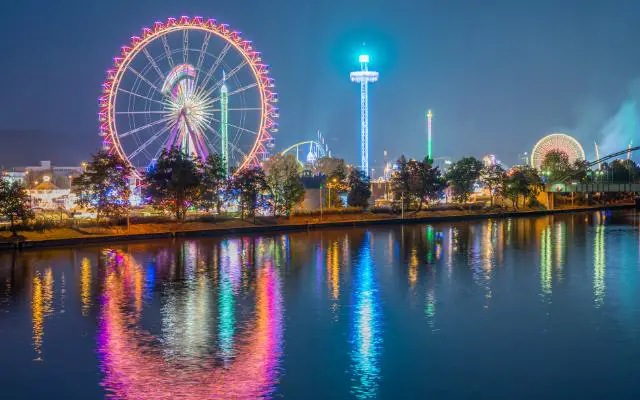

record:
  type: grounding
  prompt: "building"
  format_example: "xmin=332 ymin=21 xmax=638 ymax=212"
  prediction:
xmin=2 ymin=161 xmax=84 ymax=210
xmin=297 ymin=172 xmax=324 ymax=210
xmin=28 ymin=176 xmax=77 ymax=210
xmin=3 ymin=160 xmax=83 ymax=190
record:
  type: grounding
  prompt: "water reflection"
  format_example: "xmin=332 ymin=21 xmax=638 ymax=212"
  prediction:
xmin=594 ymin=224 xmax=606 ymax=308
xmin=31 ymin=273 xmax=43 ymax=360
xmin=32 ymin=267 xmax=54 ymax=361
xmin=540 ymin=226 xmax=553 ymax=302
xmin=97 ymin=240 xmax=284 ymax=399
xmin=80 ymin=257 xmax=91 ymax=316
xmin=2 ymin=210 xmax=640 ymax=398
xmin=218 ymin=239 xmax=240 ymax=363
xmin=350 ymin=232 xmax=382 ymax=399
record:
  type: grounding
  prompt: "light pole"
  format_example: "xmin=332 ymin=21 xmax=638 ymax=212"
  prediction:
xmin=320 ymin=184 xmax=323 ymax=220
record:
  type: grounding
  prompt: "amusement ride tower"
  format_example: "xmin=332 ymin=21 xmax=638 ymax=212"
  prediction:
xmin=426 ymin=109 xmax=433 ymax=161
xmin=350 ymin=54 xmax=378 ymax=175
xmin=220 ymin=70 xmax=229 ymax=175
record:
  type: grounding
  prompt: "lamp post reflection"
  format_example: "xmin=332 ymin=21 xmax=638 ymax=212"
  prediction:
xmin=540 ymin=227 xmax=553 ymax=302
xmin=80 ymin=257 xmax=91 ymax=316
xmin=594 ymin=224 xmax=606 ymax=308
xmin=32 ymin=274 xmax=43 ymax=361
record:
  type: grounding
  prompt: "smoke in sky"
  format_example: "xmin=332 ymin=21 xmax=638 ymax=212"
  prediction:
xmin=596 ymin=79 xmax=640 ymax=159
xmin=598 ymin=100 xmax=639 ymax=158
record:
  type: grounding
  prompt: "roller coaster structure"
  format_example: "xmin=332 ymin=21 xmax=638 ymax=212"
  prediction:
xmin=280 ymin=131 xmax=331 ymax=166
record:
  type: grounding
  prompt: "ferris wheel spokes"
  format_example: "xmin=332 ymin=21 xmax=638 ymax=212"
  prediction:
xmin=201 ymin=123 xmax=248 ymax=159
xmin=129 ymin=123 xmax=174 ymax=160
xmin=117 ymin=88 xmax=166 ymax=106
xmin=206 ymin=83 xmax=258 ymax=106
xmin=194 ymin=33 xmax=212 ymax=87
xmin=198 ymin=43 xmax=231 ymax=91
xmin=161 ymin=35 xmax=175 ymax=69
xmin=118 ymin=116 xmax=173 ymax=139
xmin=201 ymin=60 xmax=247 ymax=99
xmin=127 ymin=65 xmax=165 ymax=96
xmin=210 ymin=107 xmax=262 ymax=112
xmin=182 ymin=30 xmax=189 ymax=64
xmin=209 ymin=116 xmax=257 ymax=136
xmin=142 ymin=48 xmax=165 ymax=80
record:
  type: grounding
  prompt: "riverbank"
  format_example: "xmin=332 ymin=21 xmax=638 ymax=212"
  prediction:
xmin=0 ymin=203 xmax=634 ymax=250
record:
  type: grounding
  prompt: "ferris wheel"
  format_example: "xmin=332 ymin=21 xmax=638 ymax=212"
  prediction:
xmin=531 ymin=133 xmax=585 ymax=170
xmin=99 ymin=16 xmax=278 ymax=177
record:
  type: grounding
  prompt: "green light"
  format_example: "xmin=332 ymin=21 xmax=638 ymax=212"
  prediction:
xmin=220 ymin=71 xmax=229 ymax=175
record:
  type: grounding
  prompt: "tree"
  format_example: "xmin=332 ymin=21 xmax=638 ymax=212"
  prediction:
xmin=571 ymin=159 xmax=591 ymax=183
xmin=144 ymin=147 xmax=202 ymax=220
xmin=263 ymin=154 xmax=305 ymax=216
xmin=200 ymin=153 xmax=227 ymax=215
xmin=316 ymin=156 xmax=347 ymax=178
xmin=445 ymin=157 xmax=484 ymax=205
xmin=521 ymin=166 xmax=543 ymax=205
xmin=480 ymin=163 xmax=506 ymax=206
xmin=608 ymin=159 xmax=640 ymax=182
xmin=502 ymin=166 xmax=543 ymax=210
xmin=391 ymin=156 xmax=445 ymax=211
xmin=411 ymin=158 xmax=446 ymax=211
xmin=316 ymin=156 xmax=348 ymax=207
xmin=502 ymin=169 xmax=528 ymax=210
xmin=0 ymin=180 xmax=34 ymax=236
xmin=347 ymin=168 xmax=372 ymax=208
xmin=391 ymin=155 xmax=413 ymax=208
xmin=72 ymin=150 xmax=132 ymax=222
xmin=228 ymin=166 xmax=269 ymax=221
xmin=540 ymin=150 xmax=571 ymax=182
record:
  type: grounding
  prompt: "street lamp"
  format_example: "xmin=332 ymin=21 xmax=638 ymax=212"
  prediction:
xmin=319 ymin=184 xmax=323 ymax=220
xmin=327 ymin=177 xmax=338 ymax=208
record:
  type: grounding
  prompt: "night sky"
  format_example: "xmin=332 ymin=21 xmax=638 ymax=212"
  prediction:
xmin=2 ymin=0 xmax=640 ymax=169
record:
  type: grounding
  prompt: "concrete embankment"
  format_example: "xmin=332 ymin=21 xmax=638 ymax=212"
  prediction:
xmin=1 ymin=204 xmax=634 ymax=251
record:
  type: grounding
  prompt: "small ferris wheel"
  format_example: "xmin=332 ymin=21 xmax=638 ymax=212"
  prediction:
xmin=531 ymin=133 xmax=585 ymax=170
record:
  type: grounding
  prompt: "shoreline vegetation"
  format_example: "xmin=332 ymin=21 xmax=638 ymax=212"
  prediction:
xmin=0 ymin=203 xmax=633 ymax=251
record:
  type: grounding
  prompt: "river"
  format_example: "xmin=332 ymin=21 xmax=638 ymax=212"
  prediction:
xmin=1 ymin=209 xmax=640 ymax=399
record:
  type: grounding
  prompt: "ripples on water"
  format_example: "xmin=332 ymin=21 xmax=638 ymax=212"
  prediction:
xmin=1 ymin=210 xmax=640 ymax=398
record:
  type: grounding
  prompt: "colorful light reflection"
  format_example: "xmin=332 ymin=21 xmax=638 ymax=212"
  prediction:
xmin=97 ymin=244 xmax=283 ymax=399
xmin=350 ymin=232 xmax=381 ymax=399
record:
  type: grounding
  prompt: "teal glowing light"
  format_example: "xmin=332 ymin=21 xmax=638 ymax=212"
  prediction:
xmin=359 ymin=54 xmax=369 ymax=63
xmin=218 ymin=241 xmax=237 ymax=362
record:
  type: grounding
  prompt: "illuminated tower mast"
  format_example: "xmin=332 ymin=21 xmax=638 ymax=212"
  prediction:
xmin=220 ymin=70 xmax=229 ymax=175
xmin=594 ymin=142 xmax=601 ymax=170
xmin=426 ymin=109 xmax=433 ymax=161
xmin=628 ymin=141 xmax=633 ymax=160
xmin=350 ymin=54 xmax=379 ymax=175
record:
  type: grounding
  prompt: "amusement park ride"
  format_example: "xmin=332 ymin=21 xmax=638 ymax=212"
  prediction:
xmin=99 ymin=16 xmax=278 ymax=178
xmin=280 ymin=131 xmax=332 ymax=167
xmin=98 ymin=16 xmax=636 ymax=185
xmin=350 ymin=54 xmax=379 ymax=176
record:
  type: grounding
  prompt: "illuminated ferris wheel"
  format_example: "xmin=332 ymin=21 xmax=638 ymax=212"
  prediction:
xmin=99 ymin=16 xmax=278 ymax=177
xmin=531 ymin=133 xmax=585 ymax=170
